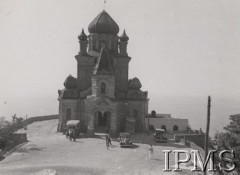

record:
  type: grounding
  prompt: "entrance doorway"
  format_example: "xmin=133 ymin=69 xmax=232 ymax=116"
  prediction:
xmin=94 ymin=111 xmax=111 ymax=133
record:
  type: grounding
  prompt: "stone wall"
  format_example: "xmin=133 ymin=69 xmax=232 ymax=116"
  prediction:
xmin=174 ymin=134 xmax=205 ymax=149
xmin=24 ymin=114 xmax=59 ymax=126
xmin=145 ymin=117 xmax=189 ymax=132
xmin=128 ymin=100 xmax=147 ymax=132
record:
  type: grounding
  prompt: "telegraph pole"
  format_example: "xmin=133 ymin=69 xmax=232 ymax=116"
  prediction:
xmin=204 ymin=96 xmax=211 ymax=174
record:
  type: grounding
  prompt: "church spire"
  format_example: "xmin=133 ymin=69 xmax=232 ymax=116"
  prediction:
xmin=103 ymin=0 xmax=106 ymax=10
xmin=78 ymin=28 xmax=88 ymax=55
xmin=119 ymin=29 xmax=129 ymax=56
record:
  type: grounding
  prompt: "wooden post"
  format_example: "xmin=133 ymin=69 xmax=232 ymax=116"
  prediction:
xmin=204 ymin=96 xmax=211 ymax=174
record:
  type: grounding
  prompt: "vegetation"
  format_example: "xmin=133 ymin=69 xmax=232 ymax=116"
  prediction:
xmin=0 ymin=114 xmax=25 ymax=150
xmin=212 ymin=114 xmax=240 ymax=174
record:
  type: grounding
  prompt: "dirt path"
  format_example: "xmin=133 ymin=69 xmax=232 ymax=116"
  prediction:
xmin=0 ymin=120 xmax=198 ymax=175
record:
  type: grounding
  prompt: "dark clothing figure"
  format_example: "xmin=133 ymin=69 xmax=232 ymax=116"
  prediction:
xmin=66 ymin=130 xmax=69 ymax=139
xmin=69 ymin=129 xmax=73 ymax=141
xmin=108 ymin=136 xmax=112 ymax=146
xmin=106 ymin=136 xmax=109 ymax=150
xmin=72 ymin=129 xmax=76 ymax=141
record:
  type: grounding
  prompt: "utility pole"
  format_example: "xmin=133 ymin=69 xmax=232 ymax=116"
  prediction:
xmin=204 ymin=96 xmax=211 ymax=174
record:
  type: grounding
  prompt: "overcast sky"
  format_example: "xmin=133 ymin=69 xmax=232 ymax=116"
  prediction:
xmin=0 ymin=0 xmax=240 ymax=133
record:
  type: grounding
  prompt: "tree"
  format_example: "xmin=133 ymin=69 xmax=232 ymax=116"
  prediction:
xmin=223 ymin=114 xmax=240 ymax=135
xmin=0 ymin=116 xmax=10 ymax=130
xmin=213 ymin=114 xmax=240 ymax=174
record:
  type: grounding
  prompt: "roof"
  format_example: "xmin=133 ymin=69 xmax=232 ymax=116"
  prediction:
xmin=93 ymin=47 xmax=114 ymax=75
xmin=120 ymin=30 xmax=129 ymax=42
xmin=147 ymin=113 xmax=171 ymax=118
xmin=88 ymin=10 xmax=119 ymax=35
xmin=78 ymin=29 xmax=87 ymax=41
xmin=64 ymin=75 xmax=77 ymax=89
xmin=66 ymin=120 xmax=80 ymax=126
xmin=155 ymin=129 xmax=165 ymax=132
xmin=128 ymin=77 xmax=142 ymax=90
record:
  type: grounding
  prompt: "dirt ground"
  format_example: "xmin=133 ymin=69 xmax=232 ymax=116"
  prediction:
xmin=0 ymin=120 xmax=203 ymax=175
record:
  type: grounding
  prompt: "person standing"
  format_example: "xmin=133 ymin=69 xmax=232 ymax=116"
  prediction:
xmin=108 ymin=134 xmax=112 ymax=146
xmin=106 ymin=135 xmax=109 ymax=150
xmin=148 ymin=145 xmax=154 ymax=159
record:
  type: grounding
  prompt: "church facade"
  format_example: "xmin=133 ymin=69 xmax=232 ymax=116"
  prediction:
xmin=57 ymin=10 xmax=149 ymax=135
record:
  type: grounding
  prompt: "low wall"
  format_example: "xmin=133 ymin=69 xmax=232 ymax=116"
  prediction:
xmin=174 ymin=134 xmax=205 ymax=149
xmin=23 ymin=114 xmax=59 ymax=126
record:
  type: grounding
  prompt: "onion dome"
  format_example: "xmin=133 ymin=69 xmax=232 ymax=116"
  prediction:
xmin=64 ymin=75 xmax=77 ymax=89
xmin=88 ymin=10 xmax=119 ymax=35
xmin=78 ymin=29 xmax=87 ymax=41
xmin=120 ymin=30 xmax=129 ymax=42
xmin=128 ymin=77 xmax=142 ymax=90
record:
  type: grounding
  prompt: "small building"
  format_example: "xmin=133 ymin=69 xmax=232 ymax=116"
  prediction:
xmin=145 ymin=113 xmax=189 ymax=133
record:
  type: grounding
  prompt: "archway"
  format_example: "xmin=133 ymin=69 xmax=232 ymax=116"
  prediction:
xmin=173 ymin=125 xmax=179 ymax=132
xmin=94 ymin=111 xmax=111 ymax=132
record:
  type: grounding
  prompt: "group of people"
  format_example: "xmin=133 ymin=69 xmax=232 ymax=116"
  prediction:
xmin=66 ymin=129 xmax=77 ymax=141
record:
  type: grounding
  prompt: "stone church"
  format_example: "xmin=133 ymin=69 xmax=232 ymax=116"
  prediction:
xmin=57 ymin=10 xmax=149 ymax=135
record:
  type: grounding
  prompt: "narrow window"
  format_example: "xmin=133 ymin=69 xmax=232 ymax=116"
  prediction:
xmin=101 ymin=83 xmax=106 ymax=94
xmin=66 ymin=108 xmax=71 ymax=121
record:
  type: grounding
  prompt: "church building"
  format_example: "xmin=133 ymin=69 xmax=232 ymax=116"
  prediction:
xmin=57 ymin=10 xmax=149 ymax=135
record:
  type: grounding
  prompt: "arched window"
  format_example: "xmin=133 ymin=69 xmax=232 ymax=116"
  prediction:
xmin=101 ymin=83 xmax=106 ymax=94
xmin=173 ymin=125 xmax=179 ymax=131
xmin=161 ymin=125 xmax=166 ymax=132
xmin=66 ymin=108 xmax=71 ymax=121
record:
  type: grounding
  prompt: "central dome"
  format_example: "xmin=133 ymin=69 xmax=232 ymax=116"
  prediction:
xmin=88 ymin=10 xmax=119 ymax=35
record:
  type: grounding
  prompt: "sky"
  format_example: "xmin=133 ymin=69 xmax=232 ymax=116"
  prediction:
xmin=0 ymin=0 xmax=240 ymax=135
